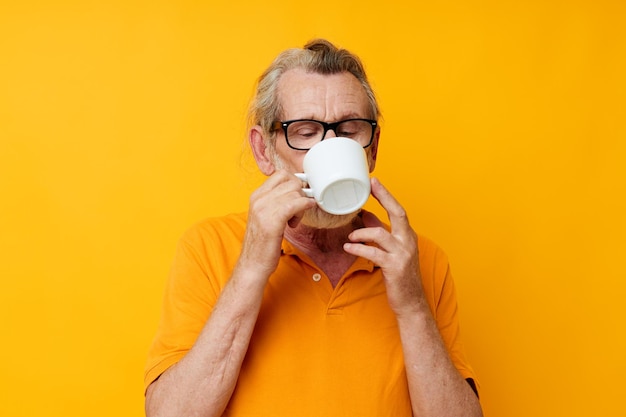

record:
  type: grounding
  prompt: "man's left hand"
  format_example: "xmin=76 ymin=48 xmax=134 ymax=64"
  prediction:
xmin=343 ymin=178 xmax=427 ymax=317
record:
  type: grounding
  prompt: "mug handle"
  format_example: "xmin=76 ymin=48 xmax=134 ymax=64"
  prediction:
xmin=294 ymin=173 xmax=314 ymax=198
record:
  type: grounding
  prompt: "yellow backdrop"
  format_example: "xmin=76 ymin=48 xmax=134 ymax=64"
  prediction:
xmin=1 ymin=1 xmax=624 ymax=416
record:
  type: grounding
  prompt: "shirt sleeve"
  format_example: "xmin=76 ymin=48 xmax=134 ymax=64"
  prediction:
xmin=418 ymin=235 xmax=480 ymax=391
xmin=143 ymin=228 xmax=220 ymax=392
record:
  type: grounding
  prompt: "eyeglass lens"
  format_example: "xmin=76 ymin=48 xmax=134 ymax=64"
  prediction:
xmin=286 ymin=120 xmax=373 ymax=150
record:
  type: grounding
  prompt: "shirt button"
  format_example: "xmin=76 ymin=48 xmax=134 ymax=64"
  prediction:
xmin=312 ymin=273 xmax=322 ymax=282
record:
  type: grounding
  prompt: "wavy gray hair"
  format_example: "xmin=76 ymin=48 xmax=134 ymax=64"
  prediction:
xmin=248 ymin=39 xmax=380 ymax=140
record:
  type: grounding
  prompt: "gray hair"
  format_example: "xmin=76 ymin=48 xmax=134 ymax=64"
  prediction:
xmin=248 ymin=39 xmax=380 ymax=138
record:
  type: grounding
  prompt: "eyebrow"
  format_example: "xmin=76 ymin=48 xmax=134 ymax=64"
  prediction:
xmin=292 ymin=113 xmax=367 ymax=122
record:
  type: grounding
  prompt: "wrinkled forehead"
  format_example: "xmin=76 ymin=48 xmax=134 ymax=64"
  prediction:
xmin=276 ymin=69 xmax=372 ymax=121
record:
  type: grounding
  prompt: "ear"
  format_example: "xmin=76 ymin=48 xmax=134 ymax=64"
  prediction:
xmin=367 ymin=127 xmax=381 ymax=172
xmin=249 ymin=125 xmax=276 ymax=176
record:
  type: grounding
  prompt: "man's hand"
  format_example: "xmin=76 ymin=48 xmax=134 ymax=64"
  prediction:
xmin=343 ymin=177 xmax=425 ymax=316
xmin=240 ymin=170 xmax=317 ymax=278
xmin=146 ymin=170 xmax=316 ymax=417
xmin=344 ymin=178 xmax=483 ymax=417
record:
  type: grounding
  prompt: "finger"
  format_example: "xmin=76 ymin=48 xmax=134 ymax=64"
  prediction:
xmin=343 ymin=241 xmax=387 ymax=266
xmin=370 ymin=177 xmax=404 ymax=218
xmin=348 ymin=210 xmax=390 ymax=249
xmin=250 ymin=171 xmax=315 ymax=223
xmin=287 ymin=198 xmax=317 ymax=228
xmin=347 ymin=224 xmax=399 ymax=253
xmin=255 ymin=170 xmax=313 ymax=205
xmin=269 ymin=171 xmax=317 ymax=226
xmin=262 ymin=170 xmax=304 ymax=193
xmin=370 ymin=177 xmax=412 ymax=233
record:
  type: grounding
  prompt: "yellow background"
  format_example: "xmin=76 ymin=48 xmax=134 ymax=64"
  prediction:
xmin=1 ymin=1 xmax=624 ymax=416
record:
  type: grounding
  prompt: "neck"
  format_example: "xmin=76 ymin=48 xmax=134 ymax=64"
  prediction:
xmin=284 ymin=212 xmax=364 ymax=254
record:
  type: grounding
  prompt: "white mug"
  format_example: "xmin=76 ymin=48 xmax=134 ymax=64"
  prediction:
xmin=295 ymin=137 xmax=371 ymax=215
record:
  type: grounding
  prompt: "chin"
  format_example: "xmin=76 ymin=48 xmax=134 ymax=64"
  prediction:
xmin=300 ymin=207 xmax=358 ymax=229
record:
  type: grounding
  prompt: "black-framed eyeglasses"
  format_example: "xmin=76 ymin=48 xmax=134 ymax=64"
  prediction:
xmin=271 ymin=118 xmax=377 ymax=151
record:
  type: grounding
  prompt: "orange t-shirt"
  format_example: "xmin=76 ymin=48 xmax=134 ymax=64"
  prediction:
xmin=145 ymin=212 xmax=477 ymax=416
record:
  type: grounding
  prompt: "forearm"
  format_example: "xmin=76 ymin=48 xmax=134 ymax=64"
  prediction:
xmin=145 ymin=264 xmax=267 ymax=417
xmin=397 ymin=308 xmax=483 ymax=417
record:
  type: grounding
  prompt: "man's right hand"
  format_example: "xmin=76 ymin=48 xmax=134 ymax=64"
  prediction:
xmin=238 ymin=169 xmax=316 ymax=279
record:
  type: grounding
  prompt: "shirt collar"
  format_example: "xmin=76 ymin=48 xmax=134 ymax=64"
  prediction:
xmin=281 ymin=238 xmax=378 ymax=273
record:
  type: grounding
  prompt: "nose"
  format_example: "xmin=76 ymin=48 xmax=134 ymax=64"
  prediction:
xmin=323 ymin=126 xmax=338 ymax=139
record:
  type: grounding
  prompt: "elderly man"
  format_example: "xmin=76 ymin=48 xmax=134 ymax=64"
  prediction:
xmin=145 ymin=39 xmax=483 ymax=417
